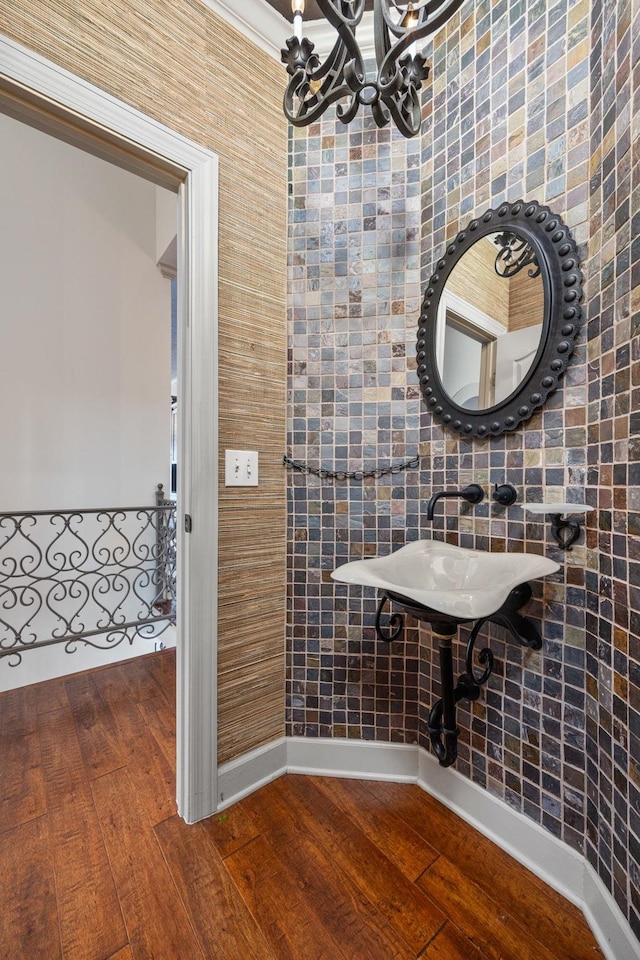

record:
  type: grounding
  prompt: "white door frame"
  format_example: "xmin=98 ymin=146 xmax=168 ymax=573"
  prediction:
xmin=0 ymin=34 xmax=219 ymax=823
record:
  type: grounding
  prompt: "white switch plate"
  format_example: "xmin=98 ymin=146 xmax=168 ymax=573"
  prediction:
xmin=225 ymin=449 xmax=259 ymax=487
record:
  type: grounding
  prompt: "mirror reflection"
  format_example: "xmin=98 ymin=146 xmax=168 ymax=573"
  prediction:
xmin=436 ymin=231 xmax=545 ymax=411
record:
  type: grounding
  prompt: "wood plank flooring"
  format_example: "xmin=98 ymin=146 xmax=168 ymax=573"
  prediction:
xmin=0 ymin=649 xmax=605 ymax=960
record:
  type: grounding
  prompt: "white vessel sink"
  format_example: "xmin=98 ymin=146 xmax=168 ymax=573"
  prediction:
xmin=331 ymin=540 xmax=560 ymax=620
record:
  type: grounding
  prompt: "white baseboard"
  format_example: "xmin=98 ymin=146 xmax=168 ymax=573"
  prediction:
xmin=216 ymin=736 xmax=639 ymax=960
xmin=582 ymin=863 xmax=640 ymax=960
xmin=217 ymin=737 xmax=287 ymax=811
xmin=287 ymin=735 xmax=418 ymax=782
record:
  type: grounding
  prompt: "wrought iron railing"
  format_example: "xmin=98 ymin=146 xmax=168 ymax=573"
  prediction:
xmin=0 ymin=484 xmax=176 ymax=666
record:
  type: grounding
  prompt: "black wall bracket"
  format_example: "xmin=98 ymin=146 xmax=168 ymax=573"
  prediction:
xmin=548 ymin=513 xmax=583 ymax=551
xmin=375 ymin=583 xmax=542 ymax=767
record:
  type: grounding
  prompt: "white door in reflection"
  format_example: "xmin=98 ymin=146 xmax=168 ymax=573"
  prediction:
xmin=442 ymin=311 xmax=496 ymax=409
xmin=494 ymin=327 xmax=542 ymax=402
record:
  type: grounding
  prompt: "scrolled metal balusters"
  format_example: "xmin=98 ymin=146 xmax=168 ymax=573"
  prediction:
xmin=0 ymin=485 xmax=176 ymax=666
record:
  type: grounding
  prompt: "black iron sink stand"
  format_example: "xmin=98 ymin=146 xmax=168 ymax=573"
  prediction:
xmin=375 ymin=583 xmax=542 ymax=767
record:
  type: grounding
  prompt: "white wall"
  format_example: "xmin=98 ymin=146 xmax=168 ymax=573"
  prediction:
xmin=0 ymin=113 xmax=177 ymax=688
xmin=0 ymin=112 xmax=174 ymax=510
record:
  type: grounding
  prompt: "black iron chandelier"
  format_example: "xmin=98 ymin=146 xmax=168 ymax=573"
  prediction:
xmin=493 ymin=232 xmax=541 ymax=279
xmin=281 ymin=0 xmax=465 ymax=138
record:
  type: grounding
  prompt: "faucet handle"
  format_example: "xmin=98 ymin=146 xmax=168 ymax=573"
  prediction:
xmin=492 ymin=483 xmax=518 ymax=506
xmin=462 ymin=484 xmax=484 ymax=504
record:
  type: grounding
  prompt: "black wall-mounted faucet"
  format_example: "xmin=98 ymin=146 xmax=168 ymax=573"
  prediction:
xmin=426 ymin=483 xmax=484 ymax=521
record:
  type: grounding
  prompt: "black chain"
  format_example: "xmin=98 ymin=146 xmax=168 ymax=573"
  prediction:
xmin=283 ymin=454 xmax=419 ymax=481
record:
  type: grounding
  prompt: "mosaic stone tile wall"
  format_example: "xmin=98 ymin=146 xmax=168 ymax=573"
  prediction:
xmin=287 ymin=117 xmax=425 ymax=743
xmin=586 ymin=0 xmax=639 ymax=936
xmin=416 ymin=0 xmax=592 ymax=847
xmin=286 ymin=0 xmax=639 ymax=938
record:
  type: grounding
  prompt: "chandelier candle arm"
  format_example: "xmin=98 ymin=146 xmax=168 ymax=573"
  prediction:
xmin=282 ymin=0 xmax=466 ymax=138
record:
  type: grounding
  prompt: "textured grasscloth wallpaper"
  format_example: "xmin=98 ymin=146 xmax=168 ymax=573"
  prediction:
xmin=0 ymin=1 xmax=289 ymax=765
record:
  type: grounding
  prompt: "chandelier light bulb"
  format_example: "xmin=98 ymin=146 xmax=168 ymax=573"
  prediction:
xmin=292 ymin=0 xmax=305 ymax=40
xmin=403 ymin=3 xmax=419 ymax=56
xmin=403 ymin=2 xmax=418 ymax=28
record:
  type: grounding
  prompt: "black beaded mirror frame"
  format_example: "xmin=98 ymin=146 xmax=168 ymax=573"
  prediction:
xmin=416 ymin=199 xmax=583 ymax=440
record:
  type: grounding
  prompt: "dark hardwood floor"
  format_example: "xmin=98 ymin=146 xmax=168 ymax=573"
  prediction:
xmin=0 ymin=649 xmax=604 ymax=959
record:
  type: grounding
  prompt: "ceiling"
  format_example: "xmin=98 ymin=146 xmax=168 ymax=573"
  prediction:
xmin=264 ymin=0 xmax=374 ymax=23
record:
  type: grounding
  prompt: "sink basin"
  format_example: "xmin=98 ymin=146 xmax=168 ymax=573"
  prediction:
xmin=331 ymin=540 xmax=560 ymax=620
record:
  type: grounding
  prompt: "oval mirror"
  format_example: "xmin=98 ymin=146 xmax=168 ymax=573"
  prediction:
xmin=416 ymin=200 xmax=583 ymax=439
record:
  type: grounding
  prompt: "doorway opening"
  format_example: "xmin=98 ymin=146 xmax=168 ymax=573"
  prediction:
xmin=0 ymin=110 xmax=179 ymax=684
xmin=0 ymin=34 xmax=219 ymax=823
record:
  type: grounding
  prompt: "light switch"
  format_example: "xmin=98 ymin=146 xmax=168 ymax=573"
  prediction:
xmin=225 ymin=449 xmax=259 ymax=487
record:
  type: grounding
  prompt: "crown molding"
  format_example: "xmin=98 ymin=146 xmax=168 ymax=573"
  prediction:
xmin=303 ymin=13 xmax=375 ymax=59
xmin=202 ymin=0 xmax=289 ymax=59
xmin=203 ymin=0 xmax=376 ymax=61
